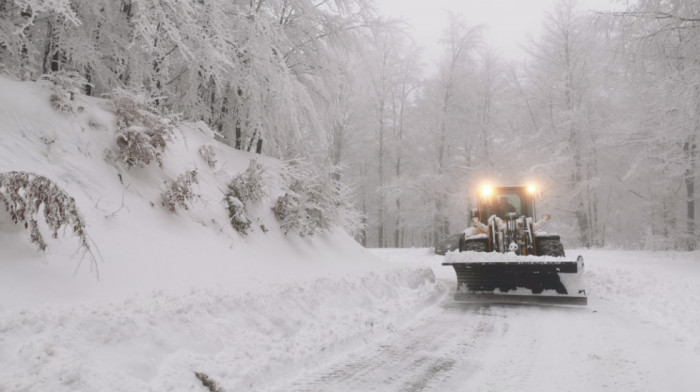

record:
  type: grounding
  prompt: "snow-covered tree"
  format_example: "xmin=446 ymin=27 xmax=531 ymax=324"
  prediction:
xmin=608 ymin=0 xmax=700 ymax=250
xmin=420 ymin=13 xmax=482 ymax=247
xmin=515 ymin=0 xmax=610 ymax=248
xmin=274 ymin=159 xmax=361 ymax=237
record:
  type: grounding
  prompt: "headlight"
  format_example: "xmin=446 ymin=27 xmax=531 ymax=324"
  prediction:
xmin=527 ymin=184 xmax=537 ymax=194
xmin=481 ymin=185 xmax=493 ymax=197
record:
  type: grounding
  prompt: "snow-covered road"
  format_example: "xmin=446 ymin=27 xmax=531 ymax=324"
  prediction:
xmin=2 ymin=248 xmax=699 ymax=391
xmin=269 ymin=249 xmax=700 ymax=392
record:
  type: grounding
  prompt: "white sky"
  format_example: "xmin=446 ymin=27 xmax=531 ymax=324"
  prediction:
xmin=375 ymin=0 xmax=622 ymax=65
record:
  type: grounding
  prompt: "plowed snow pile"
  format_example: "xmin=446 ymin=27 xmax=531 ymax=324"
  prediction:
xmin=0 ymin=76 xmax=440 ymax=391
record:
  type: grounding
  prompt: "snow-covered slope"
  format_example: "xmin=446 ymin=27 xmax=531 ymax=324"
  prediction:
xmin=0 ymin=76 xmax=439 ymax=391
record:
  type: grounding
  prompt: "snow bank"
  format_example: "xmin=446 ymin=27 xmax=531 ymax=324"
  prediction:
xmin=0 ymin=76 xmax=442 ymax=390
xmin=0 ymin=267 xmax=438 ymax=391
xmin=370 ymin=247 xmax=467 ymax=281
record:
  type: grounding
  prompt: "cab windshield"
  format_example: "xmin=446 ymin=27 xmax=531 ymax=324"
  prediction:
xmin=482 ymin=188 xmax=533 ymax=219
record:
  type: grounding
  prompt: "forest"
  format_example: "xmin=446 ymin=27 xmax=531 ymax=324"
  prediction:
xmin=0 ymin=0 xmax=697 ymax=251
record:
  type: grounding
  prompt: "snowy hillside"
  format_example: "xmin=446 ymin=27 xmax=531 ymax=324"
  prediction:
xmin=0 ymin=76 xmax=439 ymax=391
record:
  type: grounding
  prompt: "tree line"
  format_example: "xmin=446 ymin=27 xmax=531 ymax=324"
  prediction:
xmin=1 ymin=0 xmax=697 ymax=250
xmin=342 ymin=0 xmax=698 ymax=251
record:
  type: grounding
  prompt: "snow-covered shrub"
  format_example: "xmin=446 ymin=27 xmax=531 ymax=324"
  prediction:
xmin=228 ymin=160 xmax=265 ymax=203
xmin=272 ymin=181 xmax=310 ymax=236
xmin=108 ymin=89 xmax=175 ymax=168
xmin=332 ymin=183 xmax=363 ymax=236
xmin=306 ymin=177 xmax=337 ymax=232
xmin=198 ymin=145 xmax=217 ymax=168
xmin=0 ymin=171 xmax=90 ymax=253
xmin=308 ymin=170 xmax=362 ymax=236
xmin=273 ymin=161 xmax=361 ymax=237
xmin=224 ymin=160 xmax=266 ymax=234
xmin=49 ymin=93 xmax=76 ymax=113
xmin=40 ymin=71 xmax=89 ymax=114
xmin=224 ymin=193 xmax=252 ymax=234
xmin=112 ymin=129 xmax=163 ymax=168
xmin=161 ymin=170 xmax=199 ymax=213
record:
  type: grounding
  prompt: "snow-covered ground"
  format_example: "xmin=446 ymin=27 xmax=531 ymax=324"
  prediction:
xmin=2 ymin=76 xmax=700 ymax=391
xmin=3 ymin=244 xmax=699 ymax=391
xmin=377 ymin=247 xmax=700 ymax=356
xmin=368 ymin=248 xmax=700 ymax=391
xmin=0 ymin=76 xmax=439 ymax=391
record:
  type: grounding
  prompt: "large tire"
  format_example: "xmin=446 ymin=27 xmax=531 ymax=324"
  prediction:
xmin=536 ymin=236 xmax=565 ymax=257
xmin=461 ymin=238 xmax=488 ymax=252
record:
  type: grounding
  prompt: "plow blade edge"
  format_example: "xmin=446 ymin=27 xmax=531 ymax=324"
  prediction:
xmin=442 ymin=255 xmax=587 ymax=305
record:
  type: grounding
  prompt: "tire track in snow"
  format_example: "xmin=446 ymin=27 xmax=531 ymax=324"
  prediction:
xmin=266 ymin=298 xmax=699 ymax=392
xmin=264 ymin=255 xmax=700 ymax=392
xmin=267 ymin=293 xmax=504 ymax=392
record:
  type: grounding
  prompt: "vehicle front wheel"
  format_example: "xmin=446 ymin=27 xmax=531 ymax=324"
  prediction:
xmin=460 ymin=238 xmax=488 ymax=252
xmin=536 ymin=236 xmax=565 ymax=257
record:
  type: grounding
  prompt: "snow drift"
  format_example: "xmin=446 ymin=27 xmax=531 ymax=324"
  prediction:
xmin=0 ymin=76 xmax=440 ymax=391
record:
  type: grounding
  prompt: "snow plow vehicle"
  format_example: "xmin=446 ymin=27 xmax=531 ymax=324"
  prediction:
xmin=442 ymin=184 xmax=587 ymax=305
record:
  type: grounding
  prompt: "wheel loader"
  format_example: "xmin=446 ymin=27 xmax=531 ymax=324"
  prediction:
xmin=442 ymin=184 xmax=587 ymax=305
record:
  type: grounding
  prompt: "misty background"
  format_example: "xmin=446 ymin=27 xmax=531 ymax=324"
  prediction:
xmin=1 ymin=0 xmax=696 ymax=251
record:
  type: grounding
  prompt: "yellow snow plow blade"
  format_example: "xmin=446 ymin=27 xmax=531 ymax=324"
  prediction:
xmin=442 ymin=253 xmax=587 ymax=306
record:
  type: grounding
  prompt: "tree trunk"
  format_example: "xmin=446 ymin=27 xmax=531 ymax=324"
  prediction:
xmin=235 ymin=88 xmax=243 ymax=150
xmin=393 ymin=88 xmax=407 ymax=248
xmin=684 ymin=136 xmax=697 ymax=250
xmin=84 ymin=67 xmax=93 ymax=96
xmin=377 ymin=115 xmax=385 ymax=247
xmin=42 ymin=20 xmax=54 ymax=74
xmin=235 ymin=120 xmax=242 ymax=150
xmin=247 ymin=129 xmax=258 ymax=152
xmin=394 ymin=198 xmax=400 ymax=248
xmin=360 ymin=172 xmax=367 ymax=247
xmin=330 ymin=121 xmax=344 ymax=182
xmin=376 ymin=74 xmax=386 ymax=248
